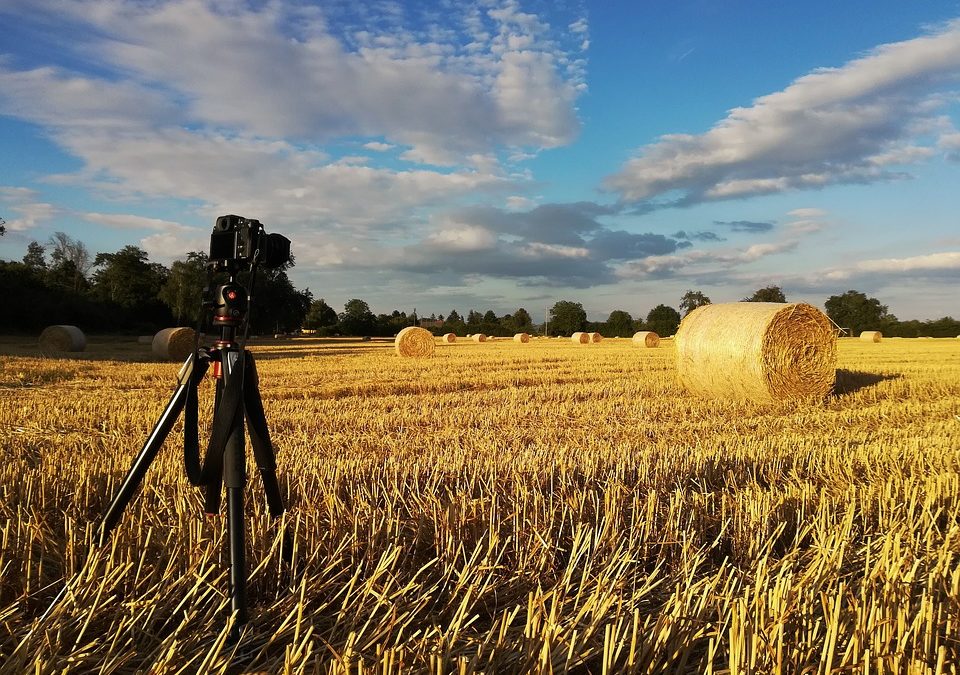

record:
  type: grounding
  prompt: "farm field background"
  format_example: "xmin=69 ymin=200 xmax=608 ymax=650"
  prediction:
xmin=1 ymin=335 xmax=959 ymax=673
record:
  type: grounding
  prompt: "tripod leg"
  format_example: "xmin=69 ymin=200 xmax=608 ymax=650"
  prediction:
xmin=243 ymin=352 xmax=285 ymax=518
xmin=222 ymin=363 xmax=248 ymax=638
xmin=99 ymin=354 xmax=200 ymax=545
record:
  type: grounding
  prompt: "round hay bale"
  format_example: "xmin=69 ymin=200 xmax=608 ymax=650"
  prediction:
xmin=632 ymin=331 xmax=660 ymax=348
xmin=589 ymin=332 xmax=603 ymax=343
xmin=395 ymin=326 xmax=435 ymax=357
xmin=571 ymin=332 xmax=589 ymax=344
xmin=38 ymin=325 xmax=86 ymax=352
xmin=441 ymin=333 xmax=457 ymax=343
xmin=513 ymin=332 xmax=531 ymax=343
xmin=152 ymin=327 xmax=196 ymax=361
xmin=472 ymin=334 xmax=487 ymax=343
xmin=675 ymin=302 xmax=835 ymax=403
xmin=361 ymin=336 xmax=372 ymax=341
xmin=860 ymin=330 xmax=882 ymax=342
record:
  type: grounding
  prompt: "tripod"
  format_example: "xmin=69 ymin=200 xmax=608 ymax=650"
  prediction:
xmin=97 ymin=276 xmax=286 ymax=640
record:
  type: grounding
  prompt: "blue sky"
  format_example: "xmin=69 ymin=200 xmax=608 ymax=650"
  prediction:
xmin=1 ymin=0 xmax=959 ymax=321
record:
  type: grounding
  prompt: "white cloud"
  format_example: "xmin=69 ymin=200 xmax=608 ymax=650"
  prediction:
xmin=425 ymin=223 xmax=498 ymax=251
xmin=520 ymin=242 xmax=590 ymax=258
xmin=825 ymin=251 xmax=960 ymax=280
xmin=0 ymin=0 xmax=583 ymax=160
xmin=787 ymin=207 xmax=827 ymax=218
xmin=363 ymin=142 xmax=395 ymax=152
xmin=82 ymin=212 xmax=193 ymax=232
xmin=0 ymin=186 xmax=59 ymax=231
xmin=606 ymin=19 xmax=960 ymax=205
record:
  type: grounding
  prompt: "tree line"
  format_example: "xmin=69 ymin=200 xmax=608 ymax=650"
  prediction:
xmin=1 ymin=233 xmax=957 ymax=338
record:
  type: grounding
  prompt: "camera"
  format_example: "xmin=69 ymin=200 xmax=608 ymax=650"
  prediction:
xmin=209 ymin=214 xmax=291 ymax=269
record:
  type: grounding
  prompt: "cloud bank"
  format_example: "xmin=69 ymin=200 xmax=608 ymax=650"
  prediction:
xmin=605 ymin=19 xmax=960 ymax=207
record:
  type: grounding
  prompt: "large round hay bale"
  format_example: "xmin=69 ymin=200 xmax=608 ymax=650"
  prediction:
xmin=513 ymin=332 xmax=531 ymax=343
xmin=472 ymin=334 xmax=487 ymax=343
xmin=632 ymin=331 xmax=660 ymax=348
xmin=395 ymin=326 xmax=436 ymax=357
xmin=442 ymin=333 xmax=457 ymax=343
xmin=571 ymin=332 xmax=589 ymax=344
xmin=589 ymin=332 xmax=603 ymax=343
xmin=860 ymin=331 xmax=882 ymax=342
xmin=38 ymin=325 xmax=86 ymax=352
xmin=675 ymin=302 xmax=835 ymax=402
xmin=152 ymin=327 xmax=196 ymax=361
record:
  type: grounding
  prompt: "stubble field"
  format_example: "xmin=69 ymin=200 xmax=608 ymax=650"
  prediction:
xmin=1 ymin=335 xmax=959 ymax=673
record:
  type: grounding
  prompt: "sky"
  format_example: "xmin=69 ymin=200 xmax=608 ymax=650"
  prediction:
xmin=1 ymin=0 xmax=959 ymax=322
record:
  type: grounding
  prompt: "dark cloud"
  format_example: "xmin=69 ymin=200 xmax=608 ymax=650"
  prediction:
xmin=673 ymin=230 xmax=724 ymax=242
xmin=394 ymin=201 xmax=690 ymax=288
xmin=714 ymin=220 xmax=775 ymax=233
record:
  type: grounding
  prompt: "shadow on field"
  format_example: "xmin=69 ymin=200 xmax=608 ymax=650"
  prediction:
xmin=833 ymin=368 xmax=900 ymax=396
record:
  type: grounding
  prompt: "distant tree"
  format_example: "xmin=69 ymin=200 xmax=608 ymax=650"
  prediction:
xmin=679 ymin=290 xmax=711 ymax=316
xmin=466 ymin=310 xmax=482 ymax=327
xmin=303 ymin=298 xmax=338 ymax=331
xmin=550 ymin=300 xmax=587 ymax=335
xmin=92 ymin=245 xmax=169 ymax=310
xmin=443 ymin=309 xmax=466 ymax=336
xmin=824 ymin=290 xmax=895 ymax=335
xmin=339 ymin=298 xmax=376 ymax=335
xmin=0 ymin=216 xmax=5 ymax=236
xmin=23 ymin=241 xmax=47 ymax=270
xmin=606 ymin=310 xmax=634 ymax=337
xmin=48 ymin=232 xmax=92 ymax=292
xmin=646 ymin=304 xmax=681 ymax=336
xmin=513 ymin=308 xmax=533 ymax=330
xmin=743 ymin=285 xmax=786 ymax=302
xmin=159 ymin=252 xmax=208 ymax=324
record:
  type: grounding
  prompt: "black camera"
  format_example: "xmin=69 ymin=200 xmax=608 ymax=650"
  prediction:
xmin=209 ymin=214 xmax=291 ymax=269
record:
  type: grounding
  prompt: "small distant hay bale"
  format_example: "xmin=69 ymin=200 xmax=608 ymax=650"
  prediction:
xmin=589 ymin=332 xmax=603 ymax=343
xmin=361 ymin=336 xmax=372 ymax=341
xmin=395 ymin=326 xmax=435 ymax=358
xmin=675 ymin=302 xmax=835 ymax=403
xmin=152 ymin=327 xmax=196 ymax=361
xmin=39 ymin=325 xmax=86 ymax=352
xmin=860 ymin=331 xmax=882 ymax=342
xmin=442 ymin=333 xmax=457 ymax=343
xmin=571 ymin=332 xmax=589 ymax=344
xmin=513 ymin=332 xmax=531 ymax=343
xmin=472 ymin=334 xmax=487 ymax=343
xmin=632 ymin=331 xmax=660 ymax=348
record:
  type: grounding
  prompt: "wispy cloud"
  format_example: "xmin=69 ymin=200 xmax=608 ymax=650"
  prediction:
xmin=605 ymin=19 xmax=960 ymax=207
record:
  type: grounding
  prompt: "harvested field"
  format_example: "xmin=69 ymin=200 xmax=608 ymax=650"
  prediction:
xmin=1 ymin=336 xmax=959 ymax=673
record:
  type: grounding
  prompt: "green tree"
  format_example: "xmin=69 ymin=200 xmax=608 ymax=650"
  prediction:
xmin=679 ymin=290 xmax=711 ymax=316
xmin=247 ymin=266 xmax=311 ymax=334
xmin=92 ymin=245 xmax=169 ymax=310
xmin=159 ymin=252 xmax=208 ymax=324
xmin=0 ymin=216 xmax=5 ymax=236
xmin=743 ymin=285 xmax=786 ymax=302
xmin=513 ymin=308 xmax=533 ymax=330
xmin=646 ymin=304 xmax=681 ymax=336
xmin=606 ymin=310 xmax=634 ymax=337
xmin=825 ymin=290 xmax=895 ymax=335
xmin=303 ymin=298 xmax=338 ymax=331
xmin=23 ymin=241 xmax=47 ymax=270
xmin=339 ymin=298 xmax=376 ymax=335
xmin=466 ymin=310 xmax=482 ymax=327
xmin=550 ymin=300 xmax=587 ymax=335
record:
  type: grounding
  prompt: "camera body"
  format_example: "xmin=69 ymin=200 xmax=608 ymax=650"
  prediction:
xmin=209 ymin=214 xmax=291 ymax=269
